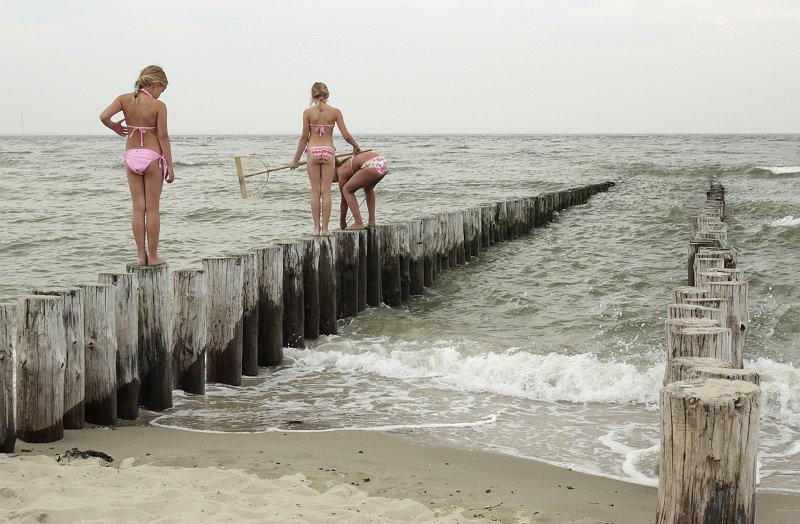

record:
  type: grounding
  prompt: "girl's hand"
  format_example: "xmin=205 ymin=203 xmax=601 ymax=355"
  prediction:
xmin=112 ymin=120 xmax=128 ymax=137
xmin=353 ymin=147 xmax=361 ymax=156
xmin=290 ymin=160 xmax=300 ymax=170
xmin=165 ymin=168 xmax=175 ymax=184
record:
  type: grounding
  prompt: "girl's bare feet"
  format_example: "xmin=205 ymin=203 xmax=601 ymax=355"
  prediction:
xmin=346 ymin=223 xmax=365 ymax=231
xmin=311 ymin=228 xmax=321 ymax=236
xmin=321 ymin=228 xmax=330 ymax=236
xmin=137 ymin=251 xmax=148 ymax=266
xmin=147 ymin=255 xmax=166 ymax=266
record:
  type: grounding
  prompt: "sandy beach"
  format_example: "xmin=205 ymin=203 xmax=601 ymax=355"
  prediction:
xmin=0 ymin=416 xmax=797 ymax=523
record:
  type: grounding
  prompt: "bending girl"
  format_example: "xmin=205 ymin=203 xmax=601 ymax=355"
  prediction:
xmin=290 ymin=82 xmax=359 ymax=236
xmin=100 ymin=65 xmax=175 ymax=266
xmin=336 ymin=151 xmax=389 ymax=230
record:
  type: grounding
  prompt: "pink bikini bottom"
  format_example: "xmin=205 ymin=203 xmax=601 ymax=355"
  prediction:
xmin=308 ymin=146 xmax=335 ymax=163
xmin=124 ymin=148 xmax=166 ymax=175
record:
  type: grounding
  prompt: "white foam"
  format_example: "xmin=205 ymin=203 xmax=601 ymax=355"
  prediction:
xmin=759 ymin=166 xmax=800 ymax=175
xmin=768 ymin=215 xmax=800 ymax=227
xmin=290 ymin=341 xmax=665 ymax=405
xmin=747 ymin=357 xmax=800 ymax=426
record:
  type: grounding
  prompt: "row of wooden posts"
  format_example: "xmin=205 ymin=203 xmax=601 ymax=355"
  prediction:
xmin=0 ymin=182 xmax=615 ymax=451
xmin=656 ymin=181 xmax=760 ymax=523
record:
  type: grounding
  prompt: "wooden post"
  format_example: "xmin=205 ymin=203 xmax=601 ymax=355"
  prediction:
xmin=665 ymin=356 xmax=733 ymax=385
xmin=688 ymin=239 xmax=719 ymax=286
xmin=98 ymin=272 xmax=139 ymax=420
xmin=480 ymin=204 xmax=495 ymax=246
xmin=0 ymin=305 xmax=14 ymax=452
xmin=465 ymin=207 xmax=482 ymax=258
xmin=437 ymin=212 xmax=451 ymax=270
xmin=657 ymin=379 xmax=759 ymax=524
xmin=682 ymin=297 xmax=729 ymax=330
xmin=494 ymin=202 xmax=508 ymax=243
xmin=231 ymin=252 xmax=259 ymax=376
xmin=451 ymin=212 xmax=466 ymax=265
xmin=672 ymin=286 xmax=708 ymax=304
xmin=171 ymin=268 xmax=207 ymax=395
xmin=281 ymin=241 xmax=305 ymax=347
xmin=254 ymin=246 xmax=283 ymax=366
xmin=79 ymin=283 xmax=117 ymax=427
xmin=301 ymin=239 xmax=320 ymax=340
xmin=421 ymin=217 xmax=438 ymax=287
xmin=707 ymin=280 xmax=748 ymax=368
xmin=127 ymin=263 xmax=172 ymax=411
xmin=698 ymin=246 xmax=737 ymax=269
xmin=203 ymin=256 xmax=244 ymax=386
xmin=665 ymin=318 xmax=720 ymax=372
xmin=397 ymin=222 xmax=411 ymax=301
xmin=317 ymin=235 xmax=338 ymax=334
xmin=668 ymin=326 xmax=732 ymax=378
xmin=33 ymin=286 xmax=85 ymax=429
xmin=366 ymin=226 xmax=383 ymax=305
xmin=357 ymin=229 xmax=369 ymax=311
xmin=16 ymin=295 xmax=65 ymax=443
xmin=334 ymin=231 xmax=359 ymax=319
xmin=409 ymin=219 xmax=425 ymax=296
xmin=379 ymin=224 xmax=402 ymax=307
xmin=688 ymin=366 xmax=760 ymax=385
xmin=693 ymin=256 xmax=724 ymax=287
xmin=667 ymin=303 xmax=722 ymax=324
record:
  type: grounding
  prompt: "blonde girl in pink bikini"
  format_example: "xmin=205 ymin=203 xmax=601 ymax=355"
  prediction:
xmin=100 ymin=65 xmax=175 ymax=266
xmin=290 ymin=82 xmax=360 ymax=236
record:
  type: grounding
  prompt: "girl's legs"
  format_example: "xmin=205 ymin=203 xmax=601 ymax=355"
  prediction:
xmin=126 ymin=170 xmax=147 ymax=265
xmin=320 ymin=160 xmax=336 ymax=235
xmin=142 ymin=163 xmax=165 ymax=264
xmin=342 ymin=169 xmax=383 ymax=230
xmin=363 ymin=180 xmax=379 ymax=226
xmin=337 ymin=169 xmax=353 ymax=230
xmin=307 ymin=159 xmax=323 ymax=235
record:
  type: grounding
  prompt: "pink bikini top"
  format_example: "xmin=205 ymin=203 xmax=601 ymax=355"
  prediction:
xmin=312 ymin=123 xmax=334 ymax=137
xmin=129 ymin=88 xmax=156 ymax=146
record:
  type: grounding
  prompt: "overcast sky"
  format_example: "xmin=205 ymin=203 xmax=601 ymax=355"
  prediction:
xmin=2 ymin=0 xmax=798 ymax=135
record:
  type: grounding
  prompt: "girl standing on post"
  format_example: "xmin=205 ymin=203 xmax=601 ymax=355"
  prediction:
xmin=290 ymin=82 xmax=360 ymax=236
xmin=100 ymin=64 xmax=175 ymax=266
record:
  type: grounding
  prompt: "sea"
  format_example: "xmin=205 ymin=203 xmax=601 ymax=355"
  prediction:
xmin=1 ymin=134 xmax=798 ymax=492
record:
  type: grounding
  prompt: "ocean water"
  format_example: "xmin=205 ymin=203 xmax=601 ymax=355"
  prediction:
xmin=1 ymin=134 xmax=798 ymax=492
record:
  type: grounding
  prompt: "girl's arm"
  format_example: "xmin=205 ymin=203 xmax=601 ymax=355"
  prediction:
xmin=335 ymin=109 xmax=360 ymax=155
xmin=290 ymin=111 xmax=311 ymax=169
xmin=99 ymin=96 xmax=127 ymax=137
xmin=156 ymin=102 xmax=175 ymax=183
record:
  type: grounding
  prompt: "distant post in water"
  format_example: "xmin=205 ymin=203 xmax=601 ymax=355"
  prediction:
xmin=0 ymin=304 xmax=15 ymax=452
xmin=33 ymin=286 xmax=85 ymax=429
xmin=203 ymin=256 xmax=244 ymax=386
xmin=127 ymin=263 xmax=172 ymax=411
xmin=16 ymin=295 xmax=65 ymax=443
xmin=79 ymin=283 xmax=117 ymax=427
xmin=98 ymin=272 xmax=139 ymax=420
xmin=254 ymin=246 xmax=283 ymax=366
xmin=171 ymin=268 xmax=207 ymax=395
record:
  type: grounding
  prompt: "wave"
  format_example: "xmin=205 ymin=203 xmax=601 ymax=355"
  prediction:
xmin=769 ymin=216 xmax=800 ymax=227
xmin=754 ymin=166 xmax=800 ymax=177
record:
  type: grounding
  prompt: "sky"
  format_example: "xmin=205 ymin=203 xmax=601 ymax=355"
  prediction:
xmin=1 ymin=0 xmax=799 ymax=135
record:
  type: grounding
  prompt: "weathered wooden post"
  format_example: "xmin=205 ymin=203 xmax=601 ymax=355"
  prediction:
xmin=657 ymin=379 xmax=759 ymax=524
xmin=480 ymin=204 xmax=495 ymax=246
xmin=16 ymin=295 xmax=65 ymax=442
xmin=668 ymin=326 xmax=732 ymax=377
xmin=33 ymin=286 xmax=85 ymax=429
xmin=334 ymin=231 xmax=359 ymax=319
xmin=672 ymin=286 xmax=708 ymax=304
xmin=357 ymin=230 xmax=369 ymax=311
xmin=665 ymin=356 xmax=733 ymax=385
xmin=409 ymin=219 xmax=425 ymax=296
xmin=687 ymin=366 xmax=760 ymax=385
xmin=707 ymin=280 xmax=748 ymax=368
xmin=682 ymin=297 xmax=729 ymax=330
xmin=667 ymin=303 xmax=722 ymax=323
xmin=231 ymin=252 xmax=259 ymax=376
xmin=687 ymin=239 xmax=719 ymax=286
xmin=664 ymin=317 xmax=720 ymax=372
xmin=126 ymin=263 xmax=172 ymax=411
xmin=254 ymin=246 xmax=283 ymax=366
xmin=397 ymin=222 xmax=411 ymax=301
xmin=379 ymin=224 xmax=402 ymax=307
xmin=366 ymin=226 xmax=383 ymax=305
xmin=98 ymin=272 xmax=139 ymax=420
xmin=421 ymin=217 xmax=438 ymax=287
xmin=437 ymin=212 xmax=451 ymax=271
xmin=494 ymin=202 xmax=508 ymax=243
xmin=451 ymin=212 xmax=466 ymax=265
xmin=317 ymin=235 xmax=338 ymax=334
xmin=301 ymin=239 xmax=320 ymax=341
xmin=171 ymin=268 xmax=207 ymax=395
xmin=79 ymin=283 xmax=117 ymax=426
xmin=281 ymin=241 xmax=305 ymax=347
xmin=0 ymin=305 xmax=14 ymax=452
xmin=203 ymin=256 xmax=243 ymax=385
xmin=464 ymin=207 xmax=482 ymax=258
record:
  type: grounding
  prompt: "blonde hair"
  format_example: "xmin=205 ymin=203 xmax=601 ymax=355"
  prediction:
xmin=134 ymin=65 xmax=169 ymax=98
xmin=310 ymin=82 xmax=329 ymax=106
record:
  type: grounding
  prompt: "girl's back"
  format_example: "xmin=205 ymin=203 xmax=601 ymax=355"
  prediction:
xmin=122 ymin=93 xmax=162 ymax=151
